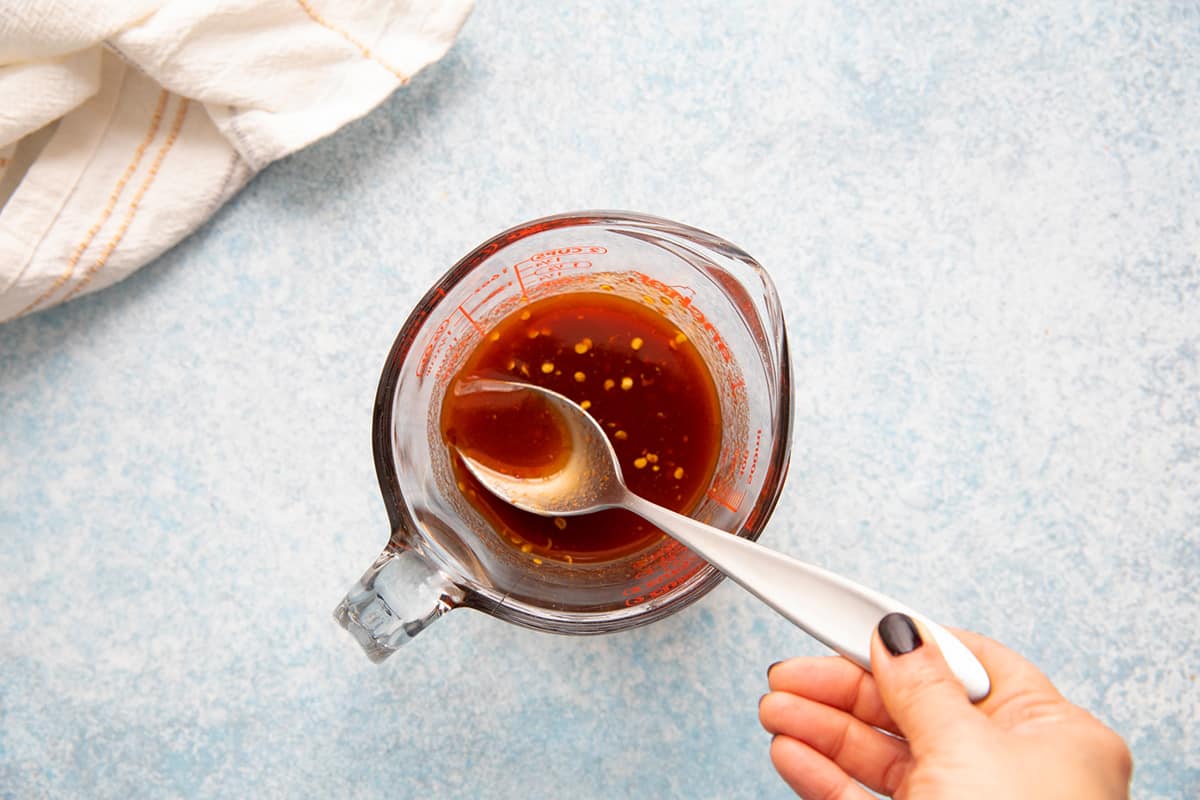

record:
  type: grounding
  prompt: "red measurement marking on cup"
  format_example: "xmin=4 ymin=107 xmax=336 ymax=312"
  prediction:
xmin=705 ymin=428 xmax=762 ymax=513
xmin=510 ymin=246 xmax=609 ymax=304
xmin=416 ymin=316 xmax=452 ymax=378
xmin=460 ymin=269 xmax=509 ymax=316
xmin=468 ymin=281 xmax=515 ymax=315
xmin=622 ymin=540 xmax=704 ymax=607
xmin=514 ymin=262 xmax=529 ymax=300
xmin=706 ymin=481 xmax=745 ymax=513
xmin=508 ymin=259 xmax=593 ymax=287
xmin=416 ymin=274 xmax=509 ymax=377
xmin=632 ymin=271 xmax=735 ymax=367
xmin=456 ymin=305 xmax=484 ymax=334
xmin=414 ymin=245 xmax=610 ymax=380
xmin=416 ymin=308 xmax=481 ymax=378
xmin=746 ymin=427 xmax=762 ymax=483
xmin=533 ymin=246 xmax=606 ymax=260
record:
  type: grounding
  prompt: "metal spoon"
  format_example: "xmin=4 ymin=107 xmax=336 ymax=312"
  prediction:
xmin=455 ymin=379 xmax=990 ymax=701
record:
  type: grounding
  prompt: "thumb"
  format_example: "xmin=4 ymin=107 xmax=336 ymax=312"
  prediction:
xmin=871 ymin=612 xmax=984 ymax=756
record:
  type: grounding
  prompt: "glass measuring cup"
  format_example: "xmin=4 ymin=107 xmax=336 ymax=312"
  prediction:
xmin=336 ymin=211 xmax=792 ymax=661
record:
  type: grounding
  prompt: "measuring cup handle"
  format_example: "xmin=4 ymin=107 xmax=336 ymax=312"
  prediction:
xmin=335 ymin=547 xmax=462 ymax=662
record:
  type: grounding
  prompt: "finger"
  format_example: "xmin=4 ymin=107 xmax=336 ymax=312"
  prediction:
xmin=768 ymin=656 xmax=899 ymax=734
xmin=769 ymin=734 xmax=877 ymax=800
xmin=947 ymin=628 xmax=1069 ymax=729
xmin=760 ymin=691 xmax=912 ymax=797
xmin=870 ymin=613 xmax=985 ymax=757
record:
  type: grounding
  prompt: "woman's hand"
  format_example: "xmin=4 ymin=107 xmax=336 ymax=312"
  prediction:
xmin=759 ymin=614 xmax=1132 ymax=799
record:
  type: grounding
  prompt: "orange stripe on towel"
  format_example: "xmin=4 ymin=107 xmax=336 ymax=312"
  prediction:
xmin=295 ymin=0 xmax=411 ymax=83
xmin=62 ymin=98 xmax=191 ymax=303
xmin=13 ymin=90 xmax=170 ymax=318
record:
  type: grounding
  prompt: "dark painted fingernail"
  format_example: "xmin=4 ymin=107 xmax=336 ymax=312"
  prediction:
xmin=879 ymin=612 xmax=923 ymax=656
xmin=767 ymin=660 xmax=783 ymax=678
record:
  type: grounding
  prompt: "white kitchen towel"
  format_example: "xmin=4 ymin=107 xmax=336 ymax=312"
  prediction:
xmin=0 ymin=0 xmax=472 ymax=322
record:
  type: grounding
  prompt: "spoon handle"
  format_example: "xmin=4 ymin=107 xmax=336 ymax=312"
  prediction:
xmin=625 ymin=496 xmax=991 ymax=702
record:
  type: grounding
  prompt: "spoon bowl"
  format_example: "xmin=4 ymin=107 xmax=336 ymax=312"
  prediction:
xmin=452 ymin=378 xmax=627 ymax=514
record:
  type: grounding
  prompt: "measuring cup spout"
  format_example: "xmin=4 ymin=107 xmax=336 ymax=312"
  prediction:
xmin=335 ymin=547 xmax=463 ymax=661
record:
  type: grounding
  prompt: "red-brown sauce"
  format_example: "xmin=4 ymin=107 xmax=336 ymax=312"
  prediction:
xmin=440 ymin=291 xmax=722 ymax=563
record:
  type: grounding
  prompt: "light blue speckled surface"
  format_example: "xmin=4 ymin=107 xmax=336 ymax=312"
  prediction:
xmin=2 ymin=2 xmax=1198 ymax=797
